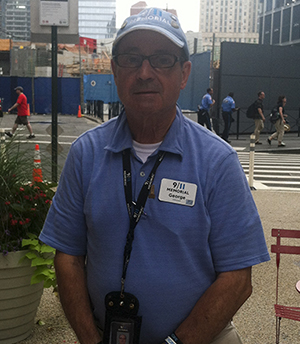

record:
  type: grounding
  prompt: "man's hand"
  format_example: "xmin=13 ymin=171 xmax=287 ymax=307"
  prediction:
xmin=175 ymin=267 xmax=252 ymax=344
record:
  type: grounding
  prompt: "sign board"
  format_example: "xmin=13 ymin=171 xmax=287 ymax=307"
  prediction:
xmin=31 ymin=0 xmax=78 ymax=44
xmin=46 ymin=124 xmax=64 ymax=137
xmin=46 ymin=143 xmax=64 ymax=155
xmin=40 ymin=0 xmax=69 ymax=26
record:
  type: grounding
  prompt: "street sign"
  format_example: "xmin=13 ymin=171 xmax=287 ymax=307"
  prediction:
xmin=40 ymin=0 xmax=69 ymax=26
xmin=46 ymin=124 xmax=64 ymax=137
xmin=46 ymin=143 xmax=63 ymax=155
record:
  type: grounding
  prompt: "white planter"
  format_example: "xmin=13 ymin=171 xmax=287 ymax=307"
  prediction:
xmin=0 ymin=250 xmax=43 ymax=344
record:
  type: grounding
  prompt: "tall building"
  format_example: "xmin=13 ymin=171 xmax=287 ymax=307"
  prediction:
xmin=199 ymin=0 xmax=260 ymax=59
xmin=78 ymin=0 xmax=116 ymax=39
xmin=131 ymin=1 xmax=147 ymax=16
xmin=130 ymin=2 xmax=178 ymax=18
xmin=0 ymin=0 xmax=31 ymax=41
xmin=259 ymin=0 xmax=300 ymax=46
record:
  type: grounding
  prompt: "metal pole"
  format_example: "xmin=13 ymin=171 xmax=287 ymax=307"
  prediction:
xmin=51 ymin=26 xmax=58 ymax=183
xmin=248 ymin=134 xmax=256 ymax=190
xmin=298 ymin=107 xmax=300 ymax=137
xmin=0 ymin=129 xmax=6 ymax=160
xmin=236 ymin=108 xmax=240 ymax=140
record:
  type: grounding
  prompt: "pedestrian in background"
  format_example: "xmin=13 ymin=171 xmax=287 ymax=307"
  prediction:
xmin=267 ymin=95 xmax=288 ymax=147
xmin=253 ymin=91 xmax=265 ymax=145
xmin=198 ymin=87 xmax=215 ymax=131
xmin=40 ymin=8 xmax=269 ymax=344
xmin=5 ymin=86 xmax=35 ymax=139
xmin=221 ymin=92 xmax=238 ymax=143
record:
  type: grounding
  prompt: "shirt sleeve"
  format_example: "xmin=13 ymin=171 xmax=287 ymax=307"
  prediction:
xmin=17 ymin=95 xmax=22 ymax=105
xmin=39 ymin=141 xmax=88 ymax=255
xmin=206 ymin=151 xmax=270 ymax=271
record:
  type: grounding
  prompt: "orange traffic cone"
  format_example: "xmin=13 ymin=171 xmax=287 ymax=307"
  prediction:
xmin=27 ymin=103 xmax=30 ymax=116
xmin=33 ymin=144 xmax=43 ymax=183
xmin=77 ymin=105 xmax=82 ymax=118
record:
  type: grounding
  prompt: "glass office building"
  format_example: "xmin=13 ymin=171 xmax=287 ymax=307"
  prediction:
xmin=78 ymin=0 xmax=116 ymax=39
xmin=259 ymin=0 xmax=300 ymax=45
xmin=0 ymin=0 xmax=31 ymax=41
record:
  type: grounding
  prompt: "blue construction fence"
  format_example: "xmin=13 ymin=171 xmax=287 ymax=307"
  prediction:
xmin=0 ymin=76 xmax=80 ymax=115
xmin=0 ymin=52 xmax=211 ymax=116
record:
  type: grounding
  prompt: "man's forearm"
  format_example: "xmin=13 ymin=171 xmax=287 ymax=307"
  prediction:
xmin=258 ymin=109 xmax=265 ymax=120
xmin=9 ymin=102 xmax=18 ymax=111
xmin=175 ymin=267 xmax=252 ymax=344
xmin=55 ymin=251 xmax=101 ymax=344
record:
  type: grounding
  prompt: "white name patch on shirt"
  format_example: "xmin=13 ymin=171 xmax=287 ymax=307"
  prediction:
xmin=158 ymin=178 xmax=197 ymax=207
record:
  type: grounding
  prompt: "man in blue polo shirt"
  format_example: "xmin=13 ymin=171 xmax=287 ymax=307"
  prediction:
xmin=40 ymin=8 xmax=270 ymax=344
xmin=221 ymin=92 xmax=238 ymax=144
xmin=198 ymin=88 xmax=215 ymax=131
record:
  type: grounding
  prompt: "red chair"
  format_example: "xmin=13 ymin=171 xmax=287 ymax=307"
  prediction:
xmin=271 ymin=228 xmax=300 ymax=344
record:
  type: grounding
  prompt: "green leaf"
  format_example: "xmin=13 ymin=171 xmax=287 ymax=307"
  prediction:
xmin=31 ymin=257 xmax=53 ymax=267
xmin=22 ymin=239 xmax=39 ymax=247
xmin=37 ymin=320 xmax=46 ymax=326
xmin=40 ymin=245 xmax=56 ymax=253
xmin=25 ymin=252 xmax=38 ymax=260
xmin=31 ymin=274 xmax=45 ymax=285
xmin=43 ymin=279 xmax=56 ymax=288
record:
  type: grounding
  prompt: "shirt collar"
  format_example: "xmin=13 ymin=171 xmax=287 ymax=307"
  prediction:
xmin=105 ymin=105 xmax=184 ymax=159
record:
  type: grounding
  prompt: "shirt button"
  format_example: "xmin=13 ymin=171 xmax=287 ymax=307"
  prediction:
xmin=140 ymin=171 xmax=145 ymax=177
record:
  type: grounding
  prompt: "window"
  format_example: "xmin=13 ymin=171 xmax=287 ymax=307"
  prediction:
xmin=292 ymin=4 xmax=300 ymax=40
xmin=282 ymin=7 xmax=291 ymax=42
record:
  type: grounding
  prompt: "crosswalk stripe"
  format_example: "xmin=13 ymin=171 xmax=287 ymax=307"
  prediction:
xmin=237 ymin=151 xmax=300 ymax=191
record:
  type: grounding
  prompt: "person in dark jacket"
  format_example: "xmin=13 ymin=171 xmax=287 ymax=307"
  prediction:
xmin=267 ymin=95 xmax=288 ymax=147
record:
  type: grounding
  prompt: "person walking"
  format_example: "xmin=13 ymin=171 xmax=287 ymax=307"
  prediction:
xmin=39 ymin=8 xmax=269 ymax=344
xmin=198 ymin=88 xmax=215 ymax=131
xmin=267 ymin=95 xmax=288 ymax=147
xmin=253 ymin=91 xmax=265 ymax=145
xmin=221 ymin=92 xmax=238 ymax=143
xmin=5 ymin=86 xmax=35 ymax=139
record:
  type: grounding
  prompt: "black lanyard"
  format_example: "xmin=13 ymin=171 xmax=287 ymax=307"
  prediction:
xmin=121 ymin=148 xmax=165 ymax=295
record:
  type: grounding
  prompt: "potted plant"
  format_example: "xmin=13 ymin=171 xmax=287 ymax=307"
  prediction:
xmin=0 ymin=139 xmax=56 ymax=344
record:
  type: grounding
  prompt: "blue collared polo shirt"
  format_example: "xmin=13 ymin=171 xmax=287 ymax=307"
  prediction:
xmin=40 ymin=107 xmax=269 ymax=344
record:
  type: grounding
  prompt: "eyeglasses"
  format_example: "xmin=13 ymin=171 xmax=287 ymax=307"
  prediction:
xmin=113 ymin=54 xmax=183 ymax=69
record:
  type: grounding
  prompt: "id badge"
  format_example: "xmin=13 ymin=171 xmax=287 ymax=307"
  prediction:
xmin=103 ymin=292 xmax=142 ymax=344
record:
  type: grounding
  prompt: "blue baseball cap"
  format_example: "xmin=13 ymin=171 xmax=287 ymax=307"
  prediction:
xmin=113 ymin=8 xmax=190 ymax=60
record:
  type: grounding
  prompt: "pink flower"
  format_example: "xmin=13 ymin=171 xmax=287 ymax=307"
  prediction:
xmin=19 ymin=187 xmax=24 ymax=192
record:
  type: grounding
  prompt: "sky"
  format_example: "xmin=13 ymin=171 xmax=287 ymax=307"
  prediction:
xmin=115 ymin=0 xmax=200 ymax=33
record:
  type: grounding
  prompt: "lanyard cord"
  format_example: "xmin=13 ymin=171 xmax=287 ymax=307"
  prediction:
xmin=121 ymin=148 xmax=165 ymax=295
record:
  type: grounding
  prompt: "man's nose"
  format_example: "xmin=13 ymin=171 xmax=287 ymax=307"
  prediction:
xmin=136 ymin=59 xmax=155 ymax=79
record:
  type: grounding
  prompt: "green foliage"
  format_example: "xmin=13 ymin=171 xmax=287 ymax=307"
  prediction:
xmin=0 ymin=139 xmax=57 ymax=254
xmin=21 ymin=235 xmax=57 ymax=289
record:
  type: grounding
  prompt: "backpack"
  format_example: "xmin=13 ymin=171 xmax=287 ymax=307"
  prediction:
xmin=246 ymin=102 xmax=256 ymax=118
xmin=269 ymin=106 xmax=280 ymax=124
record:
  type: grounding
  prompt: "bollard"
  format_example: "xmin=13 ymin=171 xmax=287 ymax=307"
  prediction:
xmin=248 ymin=134 xmax=256 ymax=190
xmin=0 ymin=128 xmax=6 ymax=160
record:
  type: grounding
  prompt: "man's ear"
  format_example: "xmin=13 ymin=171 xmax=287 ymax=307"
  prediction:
xmin=180 ymin=61 xmax=192 ymax=90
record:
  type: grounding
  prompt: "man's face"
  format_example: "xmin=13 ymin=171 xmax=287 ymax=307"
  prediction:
xmin=111 ymin=31 xmax=191 ymax=116
xmin=16 ymin=89 xmax=21 ymax=96
xmin=119 ymin=335 xmax=126 ymax=344
xmin=209 ymin=89 xmax=213 ymax=95
xmin=260 ymin=92 xmax=265 ymax=100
